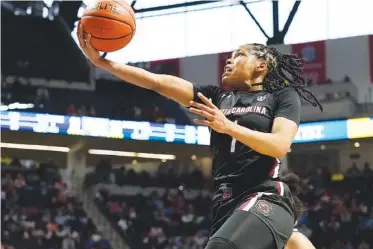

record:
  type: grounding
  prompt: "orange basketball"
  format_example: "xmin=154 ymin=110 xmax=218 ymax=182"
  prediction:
xmin=81 ymin=0 xmax=136 ymax=52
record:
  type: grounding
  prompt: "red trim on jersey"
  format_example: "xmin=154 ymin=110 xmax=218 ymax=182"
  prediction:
xmin=269 ymin=158 xmax=280 ymax=178
xmin=276 ymin=181 xmax=281 ymax=195
xmin=238 ymin=193 xmax=258 ymax=211
xmin=276 ymin=181 xmax=284 ymax=196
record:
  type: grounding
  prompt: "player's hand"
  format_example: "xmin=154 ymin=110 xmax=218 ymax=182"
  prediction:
xmin=77 ymin=21 xmax=101 ymax=66
xmin=189 ymin=92 xmax=233 ymax=134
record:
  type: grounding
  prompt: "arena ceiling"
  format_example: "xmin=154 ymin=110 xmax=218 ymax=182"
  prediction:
xmin=3 ymin=0 xmax=264 ymax=13
xmin=2 ymin=0 xmax=300 ymax=45
xmin=124 ymin=0 xmax=300 ymax=45
xmin=128 ymin=0 xmax=258 ymax=14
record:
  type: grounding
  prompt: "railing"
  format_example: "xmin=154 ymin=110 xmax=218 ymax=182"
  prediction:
xmin=83 ymin=187 xmax=129 ymax=249
xmin=68 ymin=171 xmax=129 ymax=249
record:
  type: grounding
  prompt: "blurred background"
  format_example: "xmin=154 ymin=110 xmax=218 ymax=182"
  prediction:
xmin=1 ymin=1 xmax=373 ymax=249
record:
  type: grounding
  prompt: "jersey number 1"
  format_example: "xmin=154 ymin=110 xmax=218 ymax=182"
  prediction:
xmin=230 ymin=120 xmax=238 ymax=153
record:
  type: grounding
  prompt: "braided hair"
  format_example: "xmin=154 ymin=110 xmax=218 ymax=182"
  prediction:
xmin=247 ymin=43 xmax=323 ymax=111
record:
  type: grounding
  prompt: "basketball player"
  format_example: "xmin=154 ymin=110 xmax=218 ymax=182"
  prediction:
xmin=78 ymin=23 xmax=322 ymax=249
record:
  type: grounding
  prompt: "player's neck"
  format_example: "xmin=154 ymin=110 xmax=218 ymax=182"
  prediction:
xmin=244 ymin=79 xmax=264 ymax=92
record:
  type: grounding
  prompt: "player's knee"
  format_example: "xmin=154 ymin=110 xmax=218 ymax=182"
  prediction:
xmin=205 ymin=238 xmax=236 ymax=249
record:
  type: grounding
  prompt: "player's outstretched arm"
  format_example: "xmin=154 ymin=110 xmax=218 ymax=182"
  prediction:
xmin=97 ymin=59 xmax=194 ymax=107
xmin=285 ymin=232 xmax=316 ymax=249
xmin=77 ymin=22 xmax=194 ymax=107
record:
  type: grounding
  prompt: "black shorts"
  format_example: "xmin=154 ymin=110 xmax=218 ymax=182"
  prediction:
xmin=207 ymin=196 xmax=294 ymax=249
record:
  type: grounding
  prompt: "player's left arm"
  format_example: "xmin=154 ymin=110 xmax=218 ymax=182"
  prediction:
xmin=226 ymin=88 xmax=300 ymax=158
xmin=227 ymin=118 xmax=297 ymax=159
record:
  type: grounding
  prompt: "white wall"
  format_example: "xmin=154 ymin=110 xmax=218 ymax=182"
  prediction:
xmin=96 ymin=35 xmax=373 ymax=103
xmin=326 ymin=36 xmax=372 ymax=102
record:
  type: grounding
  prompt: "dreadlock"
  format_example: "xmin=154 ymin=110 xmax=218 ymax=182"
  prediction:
xmin=247 ymin=43 xmax=323 ymax=111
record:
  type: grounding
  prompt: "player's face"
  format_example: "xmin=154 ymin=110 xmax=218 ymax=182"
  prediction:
xmin=222 ymin=45 xmax=267 ymax=89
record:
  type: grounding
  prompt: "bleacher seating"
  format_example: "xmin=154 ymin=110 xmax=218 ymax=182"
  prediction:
xmin=1 ymin=158 xmax=111 ymax=249
xmin=87 ymin=161 xmax=373 ymax=249
xmin=96 ymin=188 xmax=211 ymax=249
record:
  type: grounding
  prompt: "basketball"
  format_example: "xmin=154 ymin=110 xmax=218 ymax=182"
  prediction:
xmin=81 ymin=0 xmax=136 ymax=53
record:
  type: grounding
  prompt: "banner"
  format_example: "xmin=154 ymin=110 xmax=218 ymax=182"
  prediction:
xmin=347 ymin=117 xmax=373 ymax=139
xmin=3 ymin=111 xmax=372 ymax=145
xmin=369 ymin=35 xmax=373 ymax=83
xmin=292 ymin=120 xmax=348 ymax=144
xmin=218 ymin=51 xmax=233 ymax=91
xmin=292 ymin=40 xmax=326 ymax=83
xmin=0 ymin=111 xmax=210 ymax=146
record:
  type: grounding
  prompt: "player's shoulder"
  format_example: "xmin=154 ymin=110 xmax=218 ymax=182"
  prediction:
xmin=272 ymin=87 xmax=300 ymax=102
xmin=195 ymin=84 xmax=226 ymax=94
xmin=209 ymin=85 xmax=233 ymax=98
xmin=193 ymin=84 xmax=230 ymax=106
xmin=273 ymin=86 xmax=297 ymax=97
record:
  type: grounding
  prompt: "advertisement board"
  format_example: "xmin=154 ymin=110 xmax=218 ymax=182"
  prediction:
xmin=2 ymin=111 xmax=372 ymax=145
xmin=0 ymin=111 xmax=210 ymax=145
xmin=369 ymin=35 xmax=373 ymax=83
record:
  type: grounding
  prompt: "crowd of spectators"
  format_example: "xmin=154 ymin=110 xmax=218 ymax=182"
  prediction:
xmin=88 ymin=160 xmax=373 ymax=249
xmin=84 ymin=160 xmax=207 ymax=190
xmin=96 ymin=188 xmax=211 ymax=249
xmin=295 ymin=162 xmax=373 ymax=249
xmin=1 ymin=154 xmax=372 ymax=249
xmin=1 ymin=158 xmax=110 ymax=249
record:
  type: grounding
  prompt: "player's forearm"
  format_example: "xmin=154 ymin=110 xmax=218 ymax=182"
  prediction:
xmin=96 ymin=59 xmax=194 ymax=106
xmin=226 ymin=122 xmax=290 ymax=159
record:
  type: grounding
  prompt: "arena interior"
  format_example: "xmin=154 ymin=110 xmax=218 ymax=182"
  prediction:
xmin=1 ymin=1 xmax=373 ymax=249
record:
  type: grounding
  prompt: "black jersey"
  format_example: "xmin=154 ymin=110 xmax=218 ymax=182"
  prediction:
xmin=192 ymin=84 xmax=301 ymax=235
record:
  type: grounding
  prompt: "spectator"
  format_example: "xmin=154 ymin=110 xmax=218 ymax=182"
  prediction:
xmin=35 ymin=86 xmax=49 ymax=108
xmin=152 ymin=105 xmax=165 ymax=123
xmin=347 ymin=163 xmax=360 ymax=176
xmin=363 ymin=162 xmax=372 ymax=175
xmin=78 ymin=105 xmax=87 ymax=116
xmin=181 ymin=205 xmax=195 ymax=223
xmin=133 ymin=106 xmax=142 ymax=120
xmin=62 ymin=235 xmax=76 ymax=249
xmin=89 ymin=105 xmax=96 ymax=116
xmin=67 ymin=104 xmax=78 ymax=116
